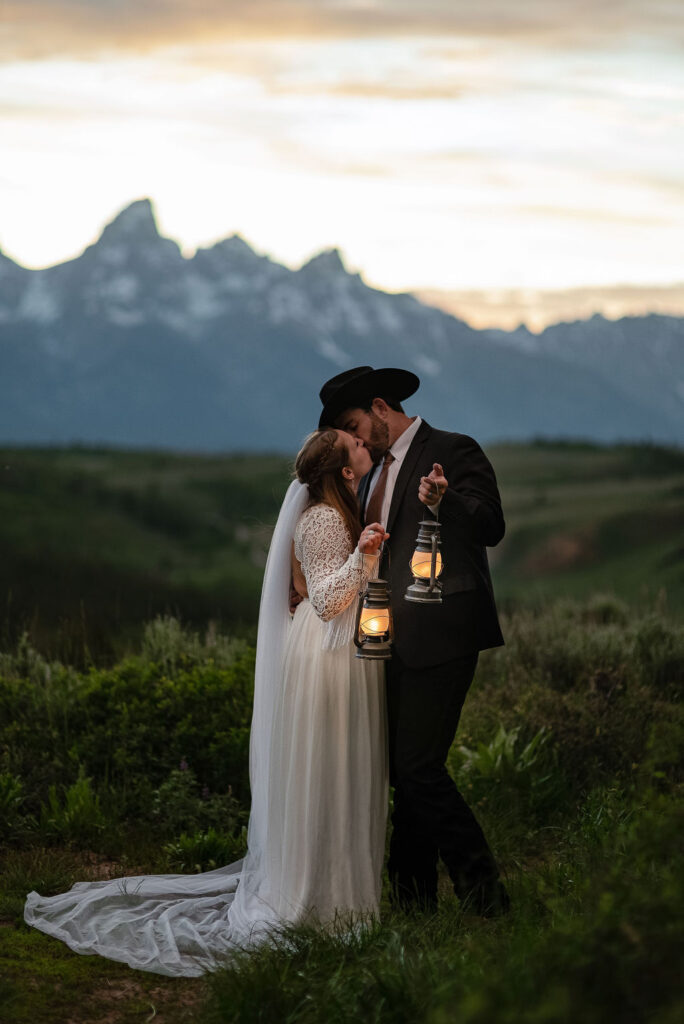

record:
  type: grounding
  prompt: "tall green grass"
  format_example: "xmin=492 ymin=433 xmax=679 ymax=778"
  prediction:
xmin=199 ymin=787 xmax=682 ymax=1024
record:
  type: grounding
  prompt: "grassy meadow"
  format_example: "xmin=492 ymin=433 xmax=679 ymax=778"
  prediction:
xmin=1 ymin=440 xmax=683 ymax=663
xmin=0 ymin=441 xmax=683 ymax=1023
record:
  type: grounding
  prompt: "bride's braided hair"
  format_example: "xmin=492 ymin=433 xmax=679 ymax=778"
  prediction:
xmin=295 ymin=429 xmax=361 ymax=546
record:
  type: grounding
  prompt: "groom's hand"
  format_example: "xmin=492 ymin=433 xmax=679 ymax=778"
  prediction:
xmin=289 ymin=585 xmax=304 ymax=615
xmin=418 ymin=463 xmax=448 ymax=505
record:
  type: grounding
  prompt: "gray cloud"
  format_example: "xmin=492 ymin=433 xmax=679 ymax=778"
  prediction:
xmin=4 ymin=1 xmax=684 ymax=60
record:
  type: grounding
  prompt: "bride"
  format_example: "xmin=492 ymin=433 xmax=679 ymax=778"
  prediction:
xmin=24 ymin=428 xmax=389 ymax=977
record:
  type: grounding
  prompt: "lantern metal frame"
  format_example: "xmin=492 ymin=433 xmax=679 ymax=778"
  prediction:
xmin=354 ymin=578 xmax=394 ymax=659
xmin=404 ymin=519 xmax=444 ymax=604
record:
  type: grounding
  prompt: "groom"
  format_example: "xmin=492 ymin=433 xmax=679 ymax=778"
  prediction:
xmin=318 ymin=365 xmax=509 ymax=916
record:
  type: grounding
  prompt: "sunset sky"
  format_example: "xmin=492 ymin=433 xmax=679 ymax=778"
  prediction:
xmin=2 ymin=1 xmax=683 ymax=325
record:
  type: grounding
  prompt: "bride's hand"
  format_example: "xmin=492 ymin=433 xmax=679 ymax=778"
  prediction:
xmin=359 ymin=522 xmax=389 ymax=554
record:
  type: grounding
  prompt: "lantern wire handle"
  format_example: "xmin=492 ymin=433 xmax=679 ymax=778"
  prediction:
xmin=427 ymin=476 xmax=441 ymax=591
xmin=429 ymin=484 xmax=441 ymax=591
xmin=428 ymin=530 xmax=437 ymax=593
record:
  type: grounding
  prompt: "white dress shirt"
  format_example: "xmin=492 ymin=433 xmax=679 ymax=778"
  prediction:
xmin=365 ymin=416 xmax=438 ymax=526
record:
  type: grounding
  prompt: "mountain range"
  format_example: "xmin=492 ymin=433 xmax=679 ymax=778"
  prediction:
xmin=1 ymin=199 xmax=682 ymax=451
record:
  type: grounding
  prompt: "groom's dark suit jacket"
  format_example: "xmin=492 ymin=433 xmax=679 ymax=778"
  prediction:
xmin=360 ymin=420 xmax=504 ymax=669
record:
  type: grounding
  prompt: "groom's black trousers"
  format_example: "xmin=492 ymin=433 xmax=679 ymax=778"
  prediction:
xmin=386 ymin=649 xmax=500 ymax=909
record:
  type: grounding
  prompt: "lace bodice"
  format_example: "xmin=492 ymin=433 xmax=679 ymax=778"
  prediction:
xmin=294 ymin=504 xmax=377 ymax=623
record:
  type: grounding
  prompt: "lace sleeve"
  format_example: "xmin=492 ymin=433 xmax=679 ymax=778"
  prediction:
xmin=295 ymin=505 xmax=377 ymax=623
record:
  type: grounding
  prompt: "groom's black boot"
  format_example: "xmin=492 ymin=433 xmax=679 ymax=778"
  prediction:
xmin=452 ymin=853 xmax=510 ymax=917
xmin=456 ymin=878 xmax=510 ymax=918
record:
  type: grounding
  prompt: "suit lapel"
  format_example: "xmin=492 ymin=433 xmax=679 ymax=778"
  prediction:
xmin=386 ymin=420 xmax=431 ymax=534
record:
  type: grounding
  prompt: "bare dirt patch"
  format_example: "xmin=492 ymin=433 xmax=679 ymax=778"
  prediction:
xmin=521 ymin=528 xmax=597 ymax=574
xmin=63 ymin=974 xmax=208 ymax=1024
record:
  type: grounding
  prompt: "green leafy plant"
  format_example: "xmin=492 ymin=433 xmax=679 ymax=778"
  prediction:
xmin=458 ymin=724 xmax=548 ymax=778
xmin=163 ymin=827 xmax=247 ymax=873
xmin=37 ymin=767 xmax=105 ymax=847
xmin=455 ymin=725 xmax=552 ymax=791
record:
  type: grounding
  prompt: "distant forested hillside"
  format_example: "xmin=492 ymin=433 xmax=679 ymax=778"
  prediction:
xmin=1 ymin=441 xmax=683 ymax=663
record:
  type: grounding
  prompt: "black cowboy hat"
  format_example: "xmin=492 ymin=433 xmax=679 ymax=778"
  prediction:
xmin=318 ymin=366 xmax=420 ymax=428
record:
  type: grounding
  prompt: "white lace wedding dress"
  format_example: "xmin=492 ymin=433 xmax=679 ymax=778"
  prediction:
xmin=24 ymin=485 xmax=388 ymax=977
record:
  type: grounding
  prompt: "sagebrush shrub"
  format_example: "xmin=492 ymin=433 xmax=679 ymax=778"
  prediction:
xmin=1 ymin=603 xmax=681 ymax=854
xmin=152 ymin=763 xmax=246 ymax=838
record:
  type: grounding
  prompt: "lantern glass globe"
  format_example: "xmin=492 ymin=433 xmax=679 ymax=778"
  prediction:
xmin=410 ymin=550 xmax=443 ymax=580
xmin=359 ymin=606 xmax=391 ymax=637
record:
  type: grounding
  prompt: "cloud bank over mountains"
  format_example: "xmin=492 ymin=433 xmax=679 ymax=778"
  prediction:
xmin=3 ymin=1 xmax=682 ymax=299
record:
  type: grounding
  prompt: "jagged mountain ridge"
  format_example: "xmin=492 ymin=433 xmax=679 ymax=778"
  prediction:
xmin=1 ymin=199 xmax=682 ymax=451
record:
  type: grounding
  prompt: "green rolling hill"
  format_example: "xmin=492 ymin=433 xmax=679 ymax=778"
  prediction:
xmin=1 ymin=442 xmax=682 ymax=663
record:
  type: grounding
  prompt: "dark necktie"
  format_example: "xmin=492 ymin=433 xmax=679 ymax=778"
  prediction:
xmin=365 ymin=451 xmax=395 ymax=525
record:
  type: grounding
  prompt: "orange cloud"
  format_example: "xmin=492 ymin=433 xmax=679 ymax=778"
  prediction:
xmin=417 ymin=282 xmax=684 ymax=332
xmin=267 ymin=80 xmax=466 ymax=101
xmin=4 ymin=2 xmax=684 ymax=60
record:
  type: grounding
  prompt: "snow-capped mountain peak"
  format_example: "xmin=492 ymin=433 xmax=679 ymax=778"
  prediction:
xmin=0 ymin=199 xmax=682 ymax=450
xmin=299 ymin=248 xmax=351 ymax=277
xmin=97 ymin=198 xmax=161 ymax=246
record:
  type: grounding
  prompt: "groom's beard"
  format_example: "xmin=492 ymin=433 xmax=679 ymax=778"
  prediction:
xmin=367 ymin=414 xmax=390 ymax=464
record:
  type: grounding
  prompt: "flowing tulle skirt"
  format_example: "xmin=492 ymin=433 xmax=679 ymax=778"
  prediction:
xmin=24 ymin=600 xmax=388 ymax=976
